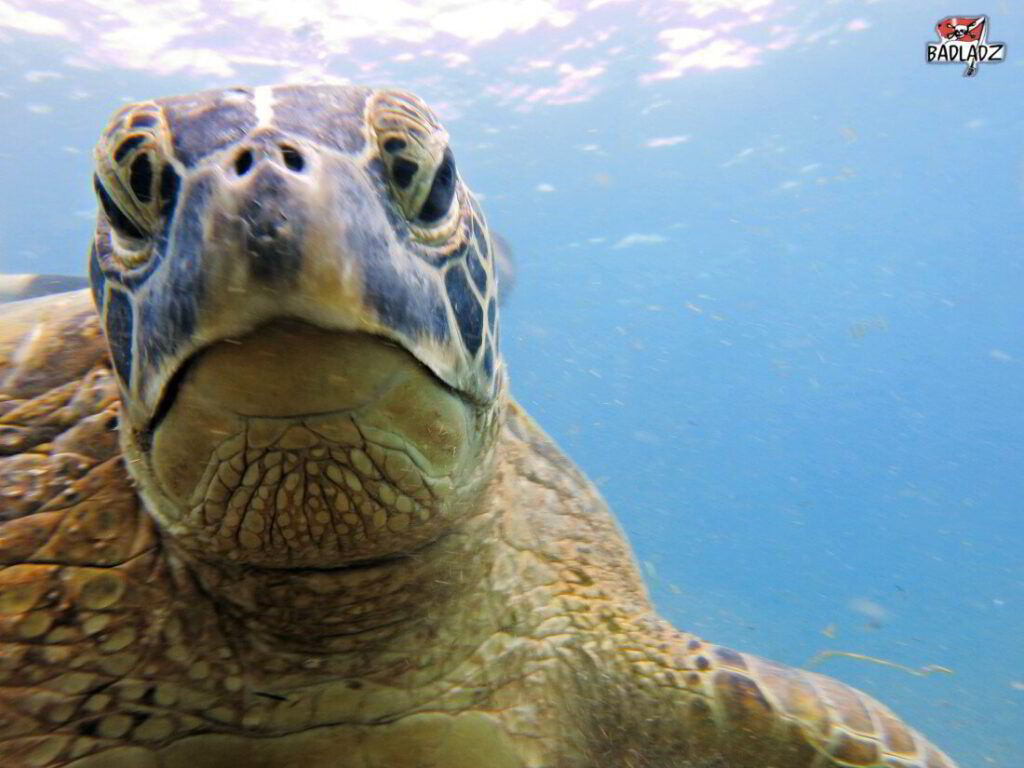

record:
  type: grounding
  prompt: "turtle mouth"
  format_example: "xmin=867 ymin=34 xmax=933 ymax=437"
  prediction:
xmin=146 ymin=351 xmax=197 ymax=439
xmin=138 ymin=319 xmax=476 ymax=570
xmin=145 ymin=321 xmax=470 ymax=440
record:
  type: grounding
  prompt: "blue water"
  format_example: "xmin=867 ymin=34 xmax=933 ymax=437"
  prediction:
xmin=1 ymin=2 xmax=1021 ymax=764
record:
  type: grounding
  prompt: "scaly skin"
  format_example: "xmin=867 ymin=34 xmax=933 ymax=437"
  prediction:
xmin=0 ymin=291 xmax=958 ymax=767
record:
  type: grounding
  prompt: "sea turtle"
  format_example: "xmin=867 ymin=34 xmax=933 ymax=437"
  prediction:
xmin=0 ymin=85 xmax=958 ymax=768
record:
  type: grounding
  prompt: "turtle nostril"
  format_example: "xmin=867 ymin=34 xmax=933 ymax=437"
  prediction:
xmin=234 ymin=149 xmax=253 ymax=176
xmin=280 ymin=145 xmax=304 ymax=173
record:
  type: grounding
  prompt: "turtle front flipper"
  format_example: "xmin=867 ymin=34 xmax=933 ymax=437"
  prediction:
xmin=634 ymin=635 xmax=959 ymax=767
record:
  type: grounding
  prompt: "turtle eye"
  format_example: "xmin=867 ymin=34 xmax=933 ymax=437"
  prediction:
xmin=391 ymin=157 xmax=418 ymax=190
xmin=380 ymin=135 xmax=459 ymax=229
xmin=158 ymin=163 xmax=181 ymax=219
xmin=418 ymin=148 xmax=456 ymax=224
xmin=98 ymin=104 xmax=181 ymax=245
xmin=94 ymin=175 xmax=146 ymax=240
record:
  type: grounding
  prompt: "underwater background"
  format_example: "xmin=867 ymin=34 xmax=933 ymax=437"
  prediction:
xmin=1 ymin=1 xmax=1021 ymax=764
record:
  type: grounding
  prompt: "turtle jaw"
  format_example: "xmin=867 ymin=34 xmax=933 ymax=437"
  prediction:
xmin=143 ymin=322 xmax=474 ymax=440
xmin=122 ymin=321 xmax=496 ymax=570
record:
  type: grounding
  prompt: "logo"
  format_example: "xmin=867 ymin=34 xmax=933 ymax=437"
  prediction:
xmin=927 ymin=16 xmax=1006 ymax=76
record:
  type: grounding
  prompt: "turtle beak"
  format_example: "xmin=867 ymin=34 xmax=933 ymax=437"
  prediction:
xmin=238 ymin=165 xmax=307 ymax=286
xmin=228 ymin=141 xmax=311 ymax=288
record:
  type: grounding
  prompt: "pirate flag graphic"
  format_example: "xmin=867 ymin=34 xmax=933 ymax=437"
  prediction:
xmin=927 ymin=15 xmax=1006 ymax=76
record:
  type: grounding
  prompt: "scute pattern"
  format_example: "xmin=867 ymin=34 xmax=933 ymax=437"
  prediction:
xmin=444 ymin=263 xmax=484 ymax=356
xmin=101 ymin=289 xmax=133 ymax=388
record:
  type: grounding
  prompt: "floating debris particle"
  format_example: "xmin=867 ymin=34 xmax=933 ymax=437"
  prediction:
xmin=612 ymin=233 xmax=666 ymax=249
xmin=849 ymin=597 xmax=888 ymax=630
xmin=850 ymin=316 xmax=889 ymax=339
xmin=806 ymin=650 xmax=953 ymax=678
xmin=646 ymin=135 xmax=689 ymax=148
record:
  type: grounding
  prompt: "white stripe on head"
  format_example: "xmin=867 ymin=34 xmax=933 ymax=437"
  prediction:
xmin=252 ymin=85 xmax=275 ymax=129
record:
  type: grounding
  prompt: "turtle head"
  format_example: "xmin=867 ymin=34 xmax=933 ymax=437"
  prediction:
xmin=89 ymin=85 xmax=505 ymax=569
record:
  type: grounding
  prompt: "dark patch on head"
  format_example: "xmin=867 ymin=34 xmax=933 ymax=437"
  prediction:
xmin=383 ymin=138 xmax=406 ymax=153
xmin=161 ymin=88 xmax=256 ymax=167
xmin=158 ymin=163 xmax=181 ymax=220
xmin=391 ymin=157 xmax=418 ymax=189
xmin=482 ymin=344 xmax=493 ymax=379
xmin=137 ymin=177 xmax=209 ymax=385
xmin=272 ymin=85 xmax=368 ymax=154
xmin=418 ymin=148 xmax=456 ymax=223
xmin=466 ymin=247 xmax=487 ymax=294
xmin=89 ymin=241 xmax=106 ymax=311
xmin=129 ymin=153 xmax=153 ymax=203
xmin=350 ymin=225 xmax=450 ymax=343
xmin=428 ymin=299 xmax=450 ymax=341
xmin=339 ymin=168 xmax=450 ymax=344
xmin=487 ymin=296 xmax=496 ymax=336
xmin=130 ymin=113 xmax=158 ymax=129
xmin=105 ymin=288 xmax=134 ymax=386
xmin=114 ymin=135 xmax=146 ymax=163
xmin=240 ymin=167 xmax=304 ymax=284
xmin=444 ymin=265 xmax=483 ymax=355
